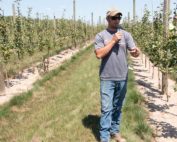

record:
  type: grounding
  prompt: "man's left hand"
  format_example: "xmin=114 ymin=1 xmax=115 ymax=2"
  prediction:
xmin=129 ymin=48 xmax=140 ymax=58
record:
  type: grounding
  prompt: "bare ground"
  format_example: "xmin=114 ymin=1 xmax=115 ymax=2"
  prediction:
xmin=131 ymin=55 xmax=177 ymax=142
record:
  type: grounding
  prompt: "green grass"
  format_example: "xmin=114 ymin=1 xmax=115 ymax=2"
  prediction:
xmin=121 ymin=71 xmax=152 ymax=142
xmin=0 ymin=45 xmax=91 ymax=118
xmin=0 ymin=46 xmax=153 ymax=142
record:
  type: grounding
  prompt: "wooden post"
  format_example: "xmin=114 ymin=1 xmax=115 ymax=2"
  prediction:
xmin=133 ymin=0 xmax=136 ymax=22
xmin=162 ymin=0 xmax=170 ymax=100
xmin=91 ymin=12 xmax=94 ymax=26
xmin=53 ymin=16 xmax=56 ymax=30
xmin=128 ymin=12 xmax=130 ymax=26
xmin=53 ymin=15 xmax=57 ymax=49
xmin=73 ymin=0 xmax=76 ymax=48
xmin=91 ymin=12 xmax=94 ymax=37
xmin=73 ymin=0 xmax=76 ymax=22
xmin=99 ymin=16 xmax=101 ymax=25
xmin=12 ymin=4 xmax=16 ymax=24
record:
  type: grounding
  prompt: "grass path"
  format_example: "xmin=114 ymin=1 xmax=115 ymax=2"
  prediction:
xmin=0 ymin=46 xmax=152 ymax=142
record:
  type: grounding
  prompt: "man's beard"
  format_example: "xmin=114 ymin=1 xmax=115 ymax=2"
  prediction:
xmin=112 ymin=24 xmax=119 ymax=29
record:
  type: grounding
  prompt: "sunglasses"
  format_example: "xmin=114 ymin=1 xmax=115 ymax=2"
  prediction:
xmin=110 ymin=16 xmax=122 ymax=20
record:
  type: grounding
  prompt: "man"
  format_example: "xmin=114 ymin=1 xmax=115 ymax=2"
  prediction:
xmin=94 ymin=8 xmax=140 ymax=142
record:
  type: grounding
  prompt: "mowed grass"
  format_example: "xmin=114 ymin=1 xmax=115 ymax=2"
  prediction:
xmin=0 ymin=46 xmax=152 ymax=142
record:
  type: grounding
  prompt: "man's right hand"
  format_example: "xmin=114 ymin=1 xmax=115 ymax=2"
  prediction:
xmin=112 ymin=32 xmax=122 ymax=43
xmin=95 ymin=32 xmax=122 ymax=59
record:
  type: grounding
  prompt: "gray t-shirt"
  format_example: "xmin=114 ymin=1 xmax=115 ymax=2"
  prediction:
xmin=94 ymin=28 xmax=135 ymax=81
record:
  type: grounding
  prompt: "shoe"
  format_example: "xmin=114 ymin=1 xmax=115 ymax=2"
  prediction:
xmin=111 ymin=133 xmax=126 ymax=142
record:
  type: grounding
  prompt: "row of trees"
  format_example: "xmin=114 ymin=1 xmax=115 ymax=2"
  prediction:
xmin=124 ymin=1 xmax=177 ymax=101
xmin=0 ymin=0 xmax=104 ymax=73
xmin=0 ymin=0 xmax=104 ymax=94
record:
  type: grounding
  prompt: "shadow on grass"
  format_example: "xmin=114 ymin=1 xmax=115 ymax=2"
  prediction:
xmin=82 ymin=114 xmax=100 ymax=141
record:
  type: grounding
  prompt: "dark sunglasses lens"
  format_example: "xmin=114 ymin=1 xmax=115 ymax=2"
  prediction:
xmin=111 ymin=16 xmax=121 ymax=20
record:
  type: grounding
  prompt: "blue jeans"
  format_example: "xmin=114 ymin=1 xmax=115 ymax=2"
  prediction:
xmin=100 ymin=80 xmax=127 ymax=142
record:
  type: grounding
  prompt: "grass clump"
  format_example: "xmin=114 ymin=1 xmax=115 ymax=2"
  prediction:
xmin=122 ymin=70 xmax=153 ymax=142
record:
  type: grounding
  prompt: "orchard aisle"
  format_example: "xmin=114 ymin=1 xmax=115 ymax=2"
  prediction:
xmin=0 ymin=42 xmax=91 ymax=105
xmin=131 ymin=55 xmax=177 ymax=142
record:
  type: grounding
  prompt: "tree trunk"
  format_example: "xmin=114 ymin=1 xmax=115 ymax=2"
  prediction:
xmin=133 ymin=0 xmax=136 ymax=22
xmin=162 ymin=72 xmax=169 ymax=101
xmin=141 ymin=53 xmax=143 ymax=64
xmin=149 ymin=59 xmax=151 ymax=73
xmin=0 ymin=66 xmax=5 ymax=96
xmin=158 ymin=68 xmax=161 ymax=89
xmin=145 ymin=55 xmax=147 ymax=68
xmin=152 ymin=65 xmax=154 ymax=79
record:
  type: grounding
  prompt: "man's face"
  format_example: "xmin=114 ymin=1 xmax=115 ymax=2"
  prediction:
xmin=107 ymin=14 xmax=122 ymax=29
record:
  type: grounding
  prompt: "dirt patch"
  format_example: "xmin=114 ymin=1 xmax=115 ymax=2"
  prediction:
xmin=131 ymin=55 xmax=177 ymax=142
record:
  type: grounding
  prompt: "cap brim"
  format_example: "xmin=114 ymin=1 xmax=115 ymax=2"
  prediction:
xmin=113 ymin=12 xmax=122 ymax=16
xmin=107 ymin=12 xmax=122 ymax=17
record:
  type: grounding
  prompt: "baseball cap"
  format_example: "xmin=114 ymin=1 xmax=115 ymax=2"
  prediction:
xmin=106 ymin=8 xmax=122 ymax=17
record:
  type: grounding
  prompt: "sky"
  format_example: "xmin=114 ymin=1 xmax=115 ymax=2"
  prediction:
xmin=1 ymin=0 xmax=177 ymax=24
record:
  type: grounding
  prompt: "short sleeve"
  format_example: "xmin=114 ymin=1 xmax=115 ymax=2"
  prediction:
xmin=94 ymin=33 xmax=104 ymax=50
xmin=125 ymin=32 xmax=136 ymax=49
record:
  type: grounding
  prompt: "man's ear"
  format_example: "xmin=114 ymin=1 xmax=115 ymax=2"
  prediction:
xmin=106 ymin=17 xmax=109 ymax=22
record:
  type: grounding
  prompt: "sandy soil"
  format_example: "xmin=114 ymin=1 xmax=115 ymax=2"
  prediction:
xmin=131 ymin=55 xmax=177 ymax=142
xmin=0 ymin=42 xmax=91 ymax=105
